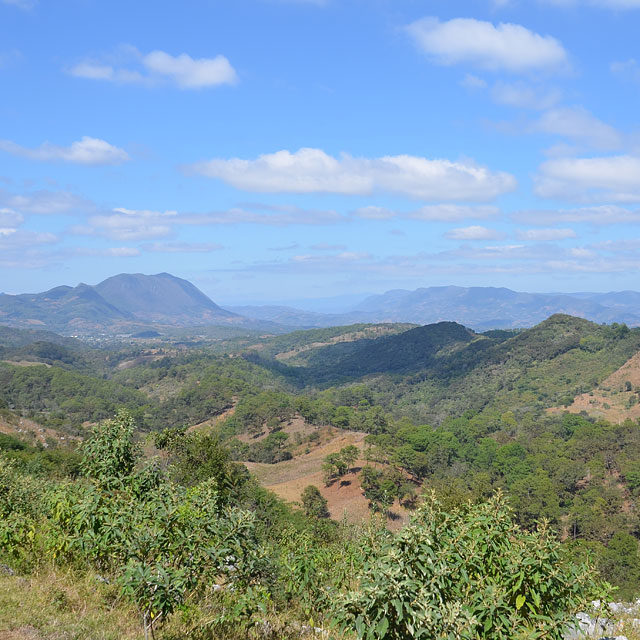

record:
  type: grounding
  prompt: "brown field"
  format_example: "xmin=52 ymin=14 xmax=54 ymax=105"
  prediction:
xmin=242 ymin=420 xmax=410 ymax=528
xmin=548 ymin=351 xmax=640 ymax=423
xmin=0 ymin=413 xmax=76 ymax=447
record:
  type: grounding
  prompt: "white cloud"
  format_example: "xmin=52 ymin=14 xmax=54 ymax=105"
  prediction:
xmin=444 ymin=225 xmax=504 ymax=240
xmin=0 ymin=188 xmax=90 ymax=215
xmin=516 ymin=228 xmax=577 ymax=241
xmin=182 ymin=205 xmax=343 ymax=226
xmin=406 ymin=17 xmax=568 ymax=73
xmin=353 ymin=206 xmax=395 ymax=220
xmin=512 ymin=205 xmax=640 ymax=225
xmin=409 ymin=204 xmax=501 ymax=221
xmin=72 ymin=208 xmax=178 ymax=241
xmin=70 ymin=46 xmax=237 ymax=89
xmin=0 ymin=229 xmax=57 ymax=250
xmin=535 ymin=155 xmax=640 ymax=202
xmin=73 ymin=247 xmax=141 ymax=257
xmin=0 ymin=136 xmax=129 ymax=166
xmin=0 ymin=207 xmax=23 ymax=228
xmin=353 ymin=204 xmax=501 ymax=221
xmin=532 ymin=107 xmax=622 ymax=151
xmin=145 ymin=242 xmax=223 ymax=253
xmin=491 ymin=81 xmax=562 ymax=109
xmin=188 ymin=148 xmax=517 ymax=201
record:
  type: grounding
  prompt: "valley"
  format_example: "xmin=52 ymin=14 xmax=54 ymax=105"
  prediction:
xmin=4 ymin=276 xmax=640 ymax=638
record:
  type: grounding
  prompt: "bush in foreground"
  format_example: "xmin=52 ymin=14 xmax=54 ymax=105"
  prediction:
xmin=335 ymin=491 xmax=612 ymax=640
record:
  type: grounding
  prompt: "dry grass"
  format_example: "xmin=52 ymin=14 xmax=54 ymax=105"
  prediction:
xmin=0 ymin=567 xmax=142 ymax=640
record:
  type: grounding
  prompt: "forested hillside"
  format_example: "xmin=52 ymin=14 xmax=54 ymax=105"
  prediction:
xmin=3 ymin=315 xmax=640 ymax=637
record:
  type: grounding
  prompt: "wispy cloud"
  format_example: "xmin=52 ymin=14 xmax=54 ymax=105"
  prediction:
xmin=187 ymin=148 xmax=516 ymax=201
xmin=0 ymin=188 xmax=91 ymax=215
xmin=1 ymin=0 xmax=36 ymax=10
xmin=491 ymin=81 xmax=562 ymax=110
xmin=534 ymin=155 xmax=640 ymax=202
xmin=0 ymin=136 xmax=129 ymax=166
xmin=69 ymin=45 xmax=238 ymax=89
xmin=406 ymin=17 xmax=568 ymax=73
xmin=515 ymin=228 xmax=577 ymax=241
xmin=611 ymin=59 xmax=640 ymax=83
xmin=532 ymin=106 xmax=622 ymax=151
xmin=353 ymin=204 xmax=501 ymax=221
xmin=145 ymin=242 xmax=223 ymax=253
xmin=444 ymin=225 xmax=505 ymax=240
xmin=71 ymin=207 xmax=178 ymax=241
xmin=513 ymin=204 xmax=640 ymax=225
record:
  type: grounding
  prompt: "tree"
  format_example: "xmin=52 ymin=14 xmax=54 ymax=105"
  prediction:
xmin=301 ymin=485 xmax=330 ymax=519
xmin=322 ymin=452 xmax=347 ymax=485
xmin=334 ymin=492 xmax=611 ymax=640
xmin=339 ymin=445 xmax=359 ymax=473
xmin=80 ymin=408 xmax=139 ymax=488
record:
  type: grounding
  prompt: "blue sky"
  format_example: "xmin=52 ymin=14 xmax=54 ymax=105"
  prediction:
xmin=1 ymin=0 xmax=640 ymax=305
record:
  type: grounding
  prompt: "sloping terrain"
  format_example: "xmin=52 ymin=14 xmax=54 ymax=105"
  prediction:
xmin=549 ymin=350 xmax=640 ymax=423
xmin=243 ymin=424 xmax=409 ymax=525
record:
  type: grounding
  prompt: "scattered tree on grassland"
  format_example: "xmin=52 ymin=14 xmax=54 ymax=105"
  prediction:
xmin=301 ymin=484 xmax=330 ymax=519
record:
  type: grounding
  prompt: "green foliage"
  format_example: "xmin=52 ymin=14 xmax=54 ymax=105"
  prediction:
xmin=80 ymin=409 xmax=139 ymax=488
xmin=335 ymin=492 xmax=611 ymax=640
xmin=300 ymin=485 xmax=330 ymax=519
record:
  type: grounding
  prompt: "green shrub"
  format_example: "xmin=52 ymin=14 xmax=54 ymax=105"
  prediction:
xmin=334 ymin=492 xmax=611 ymax=640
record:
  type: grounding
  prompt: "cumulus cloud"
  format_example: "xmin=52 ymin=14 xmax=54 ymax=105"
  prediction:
xmin=406 ymin=17 xmax=568 ymax=72
xmin=444 ymin=225 xmax=504 ymax=240
xmin=187 ymin=148 xmax=516 ymax=201
xmin=516 ymin=228 xmax=577 ymax=241
xmin=0 ymin=136 xmax=129 ymax=166
xmin=69 ymin=46 xmax=237 ymax=89
xmin=534 ymin=155 xmax=640 ymax=202
xmin=532 ymin=107 xmax=622 ymax=151
xmin=513 ymin=204 xmax=640 ymax=225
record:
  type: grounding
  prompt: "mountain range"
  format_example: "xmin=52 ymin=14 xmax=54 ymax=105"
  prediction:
xmin=2 ymin=273 xmax=640 ymax=334
xmin=229 ymin=285 xmax=640 ymax=330
xmin=0 ymin=273 xmax=239 ymax=333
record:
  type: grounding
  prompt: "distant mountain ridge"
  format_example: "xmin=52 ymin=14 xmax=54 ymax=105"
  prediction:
xmin=232 ymin=285 xmax=640 ymax=330
xmin=3 ymin=274 xmax=640 ymax=335
xmin=0 ymin=273 xmax=238 ymax=333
